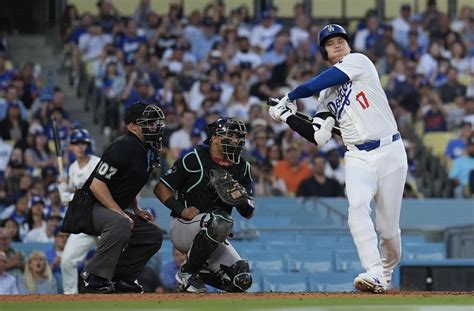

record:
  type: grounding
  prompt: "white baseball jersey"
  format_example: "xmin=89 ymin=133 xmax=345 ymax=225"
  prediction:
xmin=317 ymin=53 xmax=398 ymax=145
xmin=60 ymin=155 xmax=100 ymax=203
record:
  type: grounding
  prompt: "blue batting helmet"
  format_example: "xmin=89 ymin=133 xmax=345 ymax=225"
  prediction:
xmin=70 ymin=128 xmax=91 ymax=144
xmin=318 ymin=24 xmax=349 ymax=60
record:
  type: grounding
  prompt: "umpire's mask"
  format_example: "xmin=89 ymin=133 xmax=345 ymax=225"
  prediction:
xmin=136 ymin=104 xmax=165 ymax=154
xmin=208 ymin=118 xmax=247 ymax=164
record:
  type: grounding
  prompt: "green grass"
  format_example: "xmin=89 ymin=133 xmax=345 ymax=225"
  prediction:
xmin=1 ymin=295 xmax=473 ymax=311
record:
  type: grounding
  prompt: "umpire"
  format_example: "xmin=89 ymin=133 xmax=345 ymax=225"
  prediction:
xmin=154 ymin=117 xmax=254 ymax=293
xmin=78 ymin=102 xmax=165 ymax=294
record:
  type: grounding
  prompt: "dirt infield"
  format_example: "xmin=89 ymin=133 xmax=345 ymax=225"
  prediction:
xmin=1 ymin=291 xmax=471 ymax=302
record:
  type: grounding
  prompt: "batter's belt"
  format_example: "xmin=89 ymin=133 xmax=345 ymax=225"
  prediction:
xmin=347 ymin=132 xmax=400 ymax=152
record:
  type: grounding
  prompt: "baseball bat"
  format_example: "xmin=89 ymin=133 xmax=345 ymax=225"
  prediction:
xmin=51 ymin=116 xmax=65 ymax=180
xmin=266 ymin=98 xmax=342 ymax=136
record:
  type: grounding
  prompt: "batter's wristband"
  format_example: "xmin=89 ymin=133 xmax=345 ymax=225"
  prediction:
xmin=164 ymin=197 xmax=185 ymax=216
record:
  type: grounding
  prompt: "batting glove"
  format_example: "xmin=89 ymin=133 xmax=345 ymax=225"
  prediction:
xmin=268 ymin=94 xmax=297 ymax=123
xmin=280 ymin=93 xmax=297 ymax=114
xmin=269 ymin=103 xmax=293 ymax=123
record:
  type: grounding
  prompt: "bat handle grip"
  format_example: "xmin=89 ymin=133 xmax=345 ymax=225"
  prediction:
xmin=57 ymin=156 xmax=65 ymax=180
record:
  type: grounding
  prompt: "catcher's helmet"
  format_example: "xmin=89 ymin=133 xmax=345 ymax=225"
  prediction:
xmin=318 ymin=24 xmax=349 ymax=60
xmin=125 ymin=102 xmax=166 ymax=154
xmin=70 ymin=128 xmax=91 ymax=144
xmin=205 ymin=117 xmax=247 ymax=164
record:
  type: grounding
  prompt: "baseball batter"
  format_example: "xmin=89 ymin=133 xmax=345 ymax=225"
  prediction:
xmin=269 ymin=24 xmax=407 ymax=293
xmin=58 ymin=128 xmax=100 ymax=294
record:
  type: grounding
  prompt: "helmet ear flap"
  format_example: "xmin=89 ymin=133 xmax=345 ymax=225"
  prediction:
xmin=320 ymin=47 xmax=328 ymax=60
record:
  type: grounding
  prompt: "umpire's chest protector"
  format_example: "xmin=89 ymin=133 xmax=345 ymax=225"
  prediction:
xmin=179 ymin=146 xmax=246 ymax=214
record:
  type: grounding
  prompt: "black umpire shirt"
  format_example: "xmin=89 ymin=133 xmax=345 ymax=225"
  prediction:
xmin=85 ymin=132 xmax=155 ymax=210
xmin=160 ymin=145 xmax=254 ymax=217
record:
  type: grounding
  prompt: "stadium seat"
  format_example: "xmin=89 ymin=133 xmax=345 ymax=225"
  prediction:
xmin=249 ymin=257 xmax=286 ymax=273
xmin=262 ymin=273 xmax=308 ymax=292
xmin=11 ymin=242 xmax=54 ymax=256
xmin=334 ymin=250 xmax=363 ymax=272
xmin=422 ymin=132 xmax=457 ymax=159
xmin=403 ymin=243 xmax=446 ymax=260
xmin=287 ymin=255 xmax=334 ymax=273
xmin=309 ymin=271 xmax=356 ymax=292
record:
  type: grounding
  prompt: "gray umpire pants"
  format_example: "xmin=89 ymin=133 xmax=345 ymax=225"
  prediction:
xmin=84 ymin=204 xmax=163 ymax=281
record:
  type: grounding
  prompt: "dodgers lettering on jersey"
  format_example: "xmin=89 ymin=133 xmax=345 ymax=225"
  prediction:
xmin=317 ymin=53 xmax=398 ymax=145
xmin=327 ymin=81 xmax=352 ymax=120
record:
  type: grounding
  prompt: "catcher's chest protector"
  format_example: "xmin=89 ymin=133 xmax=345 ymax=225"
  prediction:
xmin=196 ymin=148 xmax=246 ymax=209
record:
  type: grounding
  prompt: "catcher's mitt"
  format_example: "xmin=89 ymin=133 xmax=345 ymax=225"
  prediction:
xmin=208 ymin=168 xmax=249 ymax=206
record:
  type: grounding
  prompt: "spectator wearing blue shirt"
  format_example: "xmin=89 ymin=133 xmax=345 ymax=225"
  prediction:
xmin=189 ymin=17 xmax=221 ymax=62
xmin=122 ymin=71 xmax=155 ymax=110
xmin=0 ymin=55 xmax=14 ymax=91
xmin=449 ymin=136 xmax=474 ymax=197
xmin=262 ymin=30 xmax=290 ymax=66
xmin=445 ymin=122 xmax=472 ymax=161
xmin=161 ymin=247 xmax=186 ymax=292
xmin=44 ymin=227 xmax=69 ymax=294
xmin=66 ymin=14 xmax=93 ymax=45
xmin=354 ymin=15 xmax=383 ymax=53
xmin=1 ymin=197 xmax=28 ymax=231
xmin=0 ymin=85 xmax=29 ymax=121
xmin=114 ymin=20 xmax=147 ymax=64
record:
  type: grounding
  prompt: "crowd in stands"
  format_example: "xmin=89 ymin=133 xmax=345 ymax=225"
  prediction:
xmin=0 ymin=0 xmax=474 ymax=295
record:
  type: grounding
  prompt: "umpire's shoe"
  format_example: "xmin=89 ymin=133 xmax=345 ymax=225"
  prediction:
xmin=79 ymin=272 xmax=115 ymax=294
xmin=175 ymin=267 xmax=207 ymax=293
xmin=114 ymin=279 xmax=144 ymax=294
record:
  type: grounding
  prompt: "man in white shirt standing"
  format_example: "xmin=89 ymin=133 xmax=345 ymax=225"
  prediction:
xmin=250 ymin=10 xmax=282 ymax=52
xmin=59 ymin=129 xmax=100 ymax=294
xmin=391 ymin=3 xmax=412 ymax=49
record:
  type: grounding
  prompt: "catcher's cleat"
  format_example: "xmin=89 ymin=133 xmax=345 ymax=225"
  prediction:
xmin=114 ymin=279 xmax=144 ymax=293
xmin=175 ymin=268 xmax=207 ymax=293
xmin=354 ymin=272 xmax=387 ymax=294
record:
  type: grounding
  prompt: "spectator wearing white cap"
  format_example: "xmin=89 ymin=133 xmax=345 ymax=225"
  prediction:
xmin=250 ymin=9 xmax=282 ymax=51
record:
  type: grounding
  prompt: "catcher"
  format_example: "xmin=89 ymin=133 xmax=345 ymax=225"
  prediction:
xmin=154 ymin=117 xmax=254 ymax=293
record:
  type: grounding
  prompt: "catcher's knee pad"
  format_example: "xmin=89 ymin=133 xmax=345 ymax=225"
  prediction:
xmin=226 ymin=260 xmax=252 ymax=292
xmin=205 ymin=210 xmax=233 ymax=243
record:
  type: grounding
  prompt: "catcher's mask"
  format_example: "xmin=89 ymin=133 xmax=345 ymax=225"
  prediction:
xmin=205 ymin=117 xmax=247 ymax=164
xmin=125 ymin=102 xmax=165 ymax=154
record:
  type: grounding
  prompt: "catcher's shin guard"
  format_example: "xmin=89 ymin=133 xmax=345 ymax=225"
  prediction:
xmin=185 ymin=210 xmax=233 ymax=273
xmin=185 ymin=230 xmax=218 ymax=273
xmin=199 ymin=260 xmax=252 ymax=292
